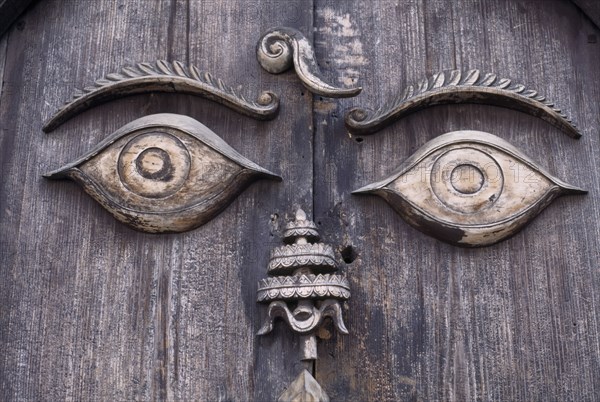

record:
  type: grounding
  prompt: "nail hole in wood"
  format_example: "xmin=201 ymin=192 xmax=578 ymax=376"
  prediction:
xmin=341 ymin=245 xmax=358 ymax=264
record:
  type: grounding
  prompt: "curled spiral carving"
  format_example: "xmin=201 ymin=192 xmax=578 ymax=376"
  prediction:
xmin=256 ymin=30 xmax=294 ymax=74
xmin=256 ymin=27 xmax=362 ymax=98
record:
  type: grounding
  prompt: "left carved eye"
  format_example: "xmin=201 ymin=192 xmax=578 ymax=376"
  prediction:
xmin=45 ymin=113 xmax=281 ymax=233
xmin=353 ymin=130 xmax=586 ymax=247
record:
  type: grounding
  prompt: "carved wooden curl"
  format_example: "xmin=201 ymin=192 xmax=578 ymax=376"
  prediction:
xmin=257 ymin=27 xmax=362 ymax=98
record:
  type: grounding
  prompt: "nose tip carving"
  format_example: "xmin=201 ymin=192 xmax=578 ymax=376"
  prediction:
xmin=257 ymin=27 xmax=362 ymax=98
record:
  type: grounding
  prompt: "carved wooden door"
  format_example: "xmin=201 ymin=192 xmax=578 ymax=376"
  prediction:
xmin=1 ymin=1 xmax=599 ymax=401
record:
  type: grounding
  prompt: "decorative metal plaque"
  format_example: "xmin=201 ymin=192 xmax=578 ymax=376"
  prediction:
xmin=45 ymin=114 xmax=281 ymax=233
xmin=353 ymin=130 xmax=586 ymax=247
xmin=258 ymin=208 xmax=349 ymax=401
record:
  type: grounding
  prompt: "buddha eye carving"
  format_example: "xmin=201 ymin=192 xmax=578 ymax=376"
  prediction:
xmin=353 ymin=130 xmax=586 ymax=247
xmin=44 ymin=114 xmax=281 ymax=233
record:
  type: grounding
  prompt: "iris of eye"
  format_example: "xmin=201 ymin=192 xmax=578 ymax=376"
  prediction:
xmin=450 ymin=164 xmax=484 ymax=194
xmin=135 ymin=147 xmax=174 ymax=181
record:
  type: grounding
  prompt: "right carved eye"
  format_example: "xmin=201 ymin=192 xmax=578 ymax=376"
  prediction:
xmin=45 ymin=114 xmax=281 ymax=233
xmin=353 ymin=130 xmax=586 ymax=247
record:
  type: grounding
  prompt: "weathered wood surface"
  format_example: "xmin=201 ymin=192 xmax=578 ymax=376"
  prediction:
xmin=313 ymin=0 xmax=600 ymax=401
xmin=0 ymin=0 xmax=37 ymax=38
xmin=2 ymin=0 xmax=600 ymax=401
xmin=572 ymin=0 xmax=600 ymax=29
xmin=0 ymin=0 xmax=313 ymax=400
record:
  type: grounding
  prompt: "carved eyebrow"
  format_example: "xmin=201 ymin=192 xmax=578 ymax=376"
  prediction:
xmin=345 ymin=69 xmax=580 ymax=139
xmin=43 ymin=60 xmax=280 ymax=133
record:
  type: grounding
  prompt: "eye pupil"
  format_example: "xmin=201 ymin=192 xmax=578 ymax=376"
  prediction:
xmin=430 ymin=147 xmax=504 ymax=214
xmin=450 ymin=164 xmax=484 ymax=194
xmin=118 ymin=132 xmax=191 ymax=199
xmin=135 ymin=147 xmax=174 ymax=181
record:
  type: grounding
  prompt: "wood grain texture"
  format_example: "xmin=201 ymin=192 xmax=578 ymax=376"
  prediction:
xmin=313 ymin=0 xmax=600 ymax=400
xmin=0 ymin=0 xmax=37 ymax=38
xmin=0 ymin=32 xmax=7 ymax=98
xmin=0 ymin=0 xmax=314 ymax=400
xmin=572 ymin=0 xmax=600 ymax=29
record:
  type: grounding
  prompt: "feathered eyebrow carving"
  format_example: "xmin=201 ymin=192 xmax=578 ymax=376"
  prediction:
xmin=43 ymin=60 xmax=280 ymax=133
xmin=344 ymin=69 xmax=580 ymax=138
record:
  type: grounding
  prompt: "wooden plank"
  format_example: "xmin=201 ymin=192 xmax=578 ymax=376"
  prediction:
xmin=0 ymin=0 xmax=314 ymax=400
xmin=572 ymin=0 xmax=600 ymax=29
xmin=0 ymin=30 xmax=7 ymax=97
xmin=313 ymin=0 xmax=600 ymax=400
xmin=0 ymin=0 xmax=37 ymax=38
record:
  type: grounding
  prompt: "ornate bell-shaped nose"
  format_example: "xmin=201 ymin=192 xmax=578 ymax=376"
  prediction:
xmin=257 ymin=208 xmax=351 ymax=402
